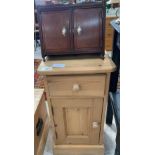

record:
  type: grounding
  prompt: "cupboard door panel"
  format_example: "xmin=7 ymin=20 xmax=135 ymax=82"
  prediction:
xmin=41 ymin=10 xmax=71 ymax=53
xmin=65 ymin=108 xmax=89 ymax=136
xmin=74 ymin=8 xmax=103 ymax=52
xmin=52 ymin=98 xmax=103 ymax=145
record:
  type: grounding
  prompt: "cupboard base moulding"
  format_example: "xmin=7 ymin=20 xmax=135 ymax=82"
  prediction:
xmin=54 ymin=145 xmax=104 ymax=155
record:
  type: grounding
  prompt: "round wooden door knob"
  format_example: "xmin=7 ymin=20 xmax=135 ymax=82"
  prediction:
xmin=72 ymin=84 xmax=80 ymax=91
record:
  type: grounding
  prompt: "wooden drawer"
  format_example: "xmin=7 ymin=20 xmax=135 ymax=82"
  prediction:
xmin=46 ymin=75 xmax=106 ymax=97
xmin=34 ymin=93 xmax=48 ymax=155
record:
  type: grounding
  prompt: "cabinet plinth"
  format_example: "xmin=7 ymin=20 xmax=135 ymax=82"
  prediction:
xmin=37 ymin=57 xmax=116 ymax=155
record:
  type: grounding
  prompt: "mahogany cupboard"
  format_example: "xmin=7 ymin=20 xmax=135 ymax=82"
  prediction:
xmin=36 ymin=2 xmax=106 ymax=61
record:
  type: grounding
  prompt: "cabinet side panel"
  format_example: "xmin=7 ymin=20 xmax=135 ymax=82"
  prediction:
xmin=43 ymin=76 xmax=56 ymax=144
xmin=99 ymin=73 xmax=111 ymax=144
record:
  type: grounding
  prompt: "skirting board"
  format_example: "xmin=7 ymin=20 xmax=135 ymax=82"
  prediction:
xmin=53 ymin=144 xmax=104 ymax=155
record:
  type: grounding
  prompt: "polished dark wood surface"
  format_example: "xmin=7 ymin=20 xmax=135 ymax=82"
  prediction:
xmin=36 ymin=2 xmax=106 ymax=60
xmin=74 ymin=8 xmax=103 ymax=52
xmin=41 ymin=10 xmax=71 ymax=53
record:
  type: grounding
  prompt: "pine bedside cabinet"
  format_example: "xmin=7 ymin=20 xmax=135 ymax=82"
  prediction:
xmin=37 ymin=57 xmax=116 ymax=155
xmin=34 ymin=89 xmax=49 ymax=155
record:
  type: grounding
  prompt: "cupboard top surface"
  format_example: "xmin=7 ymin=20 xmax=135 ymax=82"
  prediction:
xmin=35 ymin=1 xmax=104 ymax=8
xmin=37 ymin=57 xmax=116 ymax=75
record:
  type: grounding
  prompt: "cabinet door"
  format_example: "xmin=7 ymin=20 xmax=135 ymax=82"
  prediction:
xmin=74 ymin=8 xmax=103 ymax=53
xmin=40 ymin=10 xmax=71 ymax=53
xmin=52 ymin=98 xmax=103 ymax=145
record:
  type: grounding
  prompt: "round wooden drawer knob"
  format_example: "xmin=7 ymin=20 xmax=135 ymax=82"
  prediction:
xmin=73 ymin=84 xmax=80 ymax=91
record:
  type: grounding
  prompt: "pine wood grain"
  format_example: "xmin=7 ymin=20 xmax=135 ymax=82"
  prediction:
xmin=99 ymin=73 xmax=111 ymax=144
xmin=34 ymin=89 xmax=49 ymax=155
xmin=36 ymin=119 xmax=49 ymax=155
xmin=46 ymin=75 xmax=106 ymax=98
xmin=105 ymin=16 xmax=117 ymax=51
xmin=34 ymin=89 xmax=44 ymax=114
xmin=52 ymin=98 xmax=103 ymax=145
xmin=37 ymin=57 xmax=116 ymax=154
xmin=37 ymin=57 xmax=116 ymax=75
xmin=54 ymin=145 xmax=104 ymax=155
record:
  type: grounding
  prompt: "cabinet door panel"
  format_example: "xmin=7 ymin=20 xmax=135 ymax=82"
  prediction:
xmin=74 ymin=8 xmax=103 ymax=52
xmin=52 ymin=98 xmax=103 ymax=145
xmin=41 ymin=10 xmax=71 ymax=53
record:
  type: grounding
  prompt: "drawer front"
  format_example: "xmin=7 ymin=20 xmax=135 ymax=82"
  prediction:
xmin=34 ymin=95 xmax=47 ymax=154
xmin=47 ymin=75 xmax=106 ymax=97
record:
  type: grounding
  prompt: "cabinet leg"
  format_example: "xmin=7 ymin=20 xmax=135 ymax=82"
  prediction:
xmin=106 ymin=95 xmax=113 ymax=125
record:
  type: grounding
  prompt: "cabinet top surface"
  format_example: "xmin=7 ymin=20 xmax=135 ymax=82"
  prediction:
xmin=35 ymin=0 xmax=103 ymax=8
xmin=37 ymin=57 xmax=116 ymax=75
xmin=34 ymin=88 xmax=44 ymax=114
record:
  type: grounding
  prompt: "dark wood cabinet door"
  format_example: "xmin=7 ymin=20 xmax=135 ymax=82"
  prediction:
xmin=40 ymin=10 xmax=71 ymax=54
xmin=74 ymin=8 xmax=103 ymax=53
